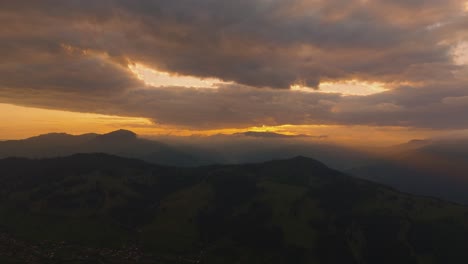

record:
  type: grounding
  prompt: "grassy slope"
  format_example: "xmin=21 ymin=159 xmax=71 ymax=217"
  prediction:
xmin=0 ymin=155 xmax=468 ymax=263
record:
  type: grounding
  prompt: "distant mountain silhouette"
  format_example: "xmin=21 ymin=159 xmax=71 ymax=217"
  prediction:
xmin=1 ymin=154 xmax=468 ymax=263
xmin=95 ymin=129 xmax=137 ymax=141
xmin=236 ymin=131 xmax=316 ymax=138
xmin=349 ymin=138 xmax=468 ymax=204
xmin=0 ymin=130 xmax=369 ymax=169
xmin=5 ymin=131 xmax=468 ymax=205
xmin=0 ymin=130 xmax=204 ymax=166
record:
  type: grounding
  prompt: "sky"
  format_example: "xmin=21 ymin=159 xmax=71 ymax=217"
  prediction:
xmin=1 ymin=0 xmax=468 ymax=145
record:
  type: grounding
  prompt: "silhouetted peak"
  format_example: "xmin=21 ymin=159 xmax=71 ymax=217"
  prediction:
xmin=21 ymin=132 xmax=98 ymax=142
xmin=238 ymin=131 xmax=310 ymax=138
xmin=266 ymin=156 xmax=329 ymax=168
xmin=406 ymin=139 xmax=431 ymax=145
xmin=291 ymin=155 xmax=312 ymax=161
xmin=97 ymin=129 xmax=137 ymax=141
xmin=289 ymin=156 xmax=322 ymax=164
xmin=392 ymin=139 xmax=432 ymax=151
xmin=29 ymin=132 xmax=72 ymax=140
xmin=241 ymin=131 xmax=294 ymax=138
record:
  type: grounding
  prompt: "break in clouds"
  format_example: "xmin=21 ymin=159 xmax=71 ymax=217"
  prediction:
xmin=0 ymin=0 xmax=468 ymax=129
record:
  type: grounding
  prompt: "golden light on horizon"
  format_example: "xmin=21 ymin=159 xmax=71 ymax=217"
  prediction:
xmin=0 ymin=103 xmax=153 ymax=140
xmin=0 ymin=103 xmax=439 ymax=147
xmin=142 ymin=124 xmax=437 ymax=147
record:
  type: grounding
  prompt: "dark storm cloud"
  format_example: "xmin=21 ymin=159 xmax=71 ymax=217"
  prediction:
xmin=329 ymin=83 xmax=468 ymax=129
xmin=2 ymin=81 xmax=468 ymax=130
xmin=0 ymin=0 xmax=468 ymax=129
xmin=1 ymin=0 xmax=466 ymax=88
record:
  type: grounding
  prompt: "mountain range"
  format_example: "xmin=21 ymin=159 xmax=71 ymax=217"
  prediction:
xmin=349 ymin=138 xmax=468 ymax=204
xmin=0 ymin=129 xmax=371 ymax=169
xmin=0 ymin=129 xmax=203 ymax=167
xmin=1 ymin=153 xmax=468 ymax=263
xmin=3 ymin=130 xmax=468 ymax=205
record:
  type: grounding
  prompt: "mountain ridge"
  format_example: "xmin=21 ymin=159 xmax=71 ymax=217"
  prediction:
xmin=4 ymin=130 xmax=468 ymax=205
xmin=1 ymin=153 xmax=468 ymax=263
xmin=0 ymin=130 xmax=203 ymax=167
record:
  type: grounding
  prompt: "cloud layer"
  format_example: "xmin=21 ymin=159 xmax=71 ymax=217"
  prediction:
xmin=0 ymin=0 xmax=468 ymax=130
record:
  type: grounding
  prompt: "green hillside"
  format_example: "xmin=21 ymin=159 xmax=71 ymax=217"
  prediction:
xmin=1 ymin=154 xmax=467 ymax=263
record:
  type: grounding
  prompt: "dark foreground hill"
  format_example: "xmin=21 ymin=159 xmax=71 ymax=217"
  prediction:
xmin=1 ymin=154 xmax=468 ymax=263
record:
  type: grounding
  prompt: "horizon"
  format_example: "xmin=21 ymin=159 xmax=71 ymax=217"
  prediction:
xmin=0 ymin=103 xmax=444 ymax=148
xmin=1 ymin=1 xmax=468 ymax=147
xmin=0 ymin=124 xmax=434 ymax=149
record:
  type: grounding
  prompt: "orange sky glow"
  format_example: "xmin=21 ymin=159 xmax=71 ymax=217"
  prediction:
xmin=0 ymin=103 xmax=439 ymax=147
xmin=1 ymin=0 xmax=468 ymax=149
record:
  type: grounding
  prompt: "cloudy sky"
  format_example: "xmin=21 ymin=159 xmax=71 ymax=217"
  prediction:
xmin=1 ymin=0 xmax=468 ymax=145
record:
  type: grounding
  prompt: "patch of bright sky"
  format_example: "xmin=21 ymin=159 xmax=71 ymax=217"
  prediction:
xmin=453 ymin=41 xmax=468 ymax=65
xmin=425 ymin=21 xmax=450 ymax=31
xmin=291 ymin=80 xmax=388 ymax=96
xmin=130 ymin=63 xmax=387 ymax=96
xmin=129 ymin=63 xmax=231 ymax=88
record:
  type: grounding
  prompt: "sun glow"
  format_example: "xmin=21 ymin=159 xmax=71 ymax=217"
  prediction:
xmin=0 ymin=103 xmax=153 ymax=140
xmin=129 ymin=63 xmax=230 ymax=88
xmin=291 ymin=80 xmax=388 ymax=96
xmin=0 ymin=103 xmax=439 ymax=147
xmin=139 ymin=124 xmax=438 ymax=147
